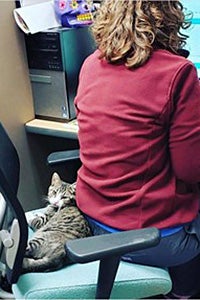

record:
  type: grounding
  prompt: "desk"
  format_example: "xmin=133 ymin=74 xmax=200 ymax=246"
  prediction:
xmin=25 ymin=118 xmax=79 ymax=190
xmin=25 ymin=119 xmax=78 ymax=140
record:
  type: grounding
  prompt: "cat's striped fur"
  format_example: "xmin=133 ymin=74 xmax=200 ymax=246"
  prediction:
xmin=22 ymin=172 xmax=91 ymax=273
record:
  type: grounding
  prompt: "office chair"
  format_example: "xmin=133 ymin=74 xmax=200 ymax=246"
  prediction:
xmin=0 ymin=122 xmax=172 ymax=299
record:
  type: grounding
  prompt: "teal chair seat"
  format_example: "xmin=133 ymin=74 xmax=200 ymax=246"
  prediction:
xmin=13 ymin=259 xmax=171 ymax=299
xmin=11 ymin=219 xmax=172 ymax=299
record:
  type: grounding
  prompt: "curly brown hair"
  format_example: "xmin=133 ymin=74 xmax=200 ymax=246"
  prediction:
xmin=91 ymin=0 xmax=192 ymax=68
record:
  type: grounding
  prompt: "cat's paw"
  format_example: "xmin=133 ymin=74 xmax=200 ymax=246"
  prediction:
xmin=25 ymin=211 xmax=36 ymax=226
xmin=25 ymin=211 xmax=45 ymax=229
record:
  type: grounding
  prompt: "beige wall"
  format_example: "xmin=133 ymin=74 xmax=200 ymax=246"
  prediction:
xmin=0 ymin=1 xmax=43 ymax=210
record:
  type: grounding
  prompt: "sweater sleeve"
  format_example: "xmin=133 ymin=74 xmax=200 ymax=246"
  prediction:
xmin=169 ymin=62 xmax=200 ymax=183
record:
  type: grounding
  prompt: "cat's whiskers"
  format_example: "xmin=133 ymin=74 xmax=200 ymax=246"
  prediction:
xmin=58 ymin=199 xmax=64 ymax=211
xmin=49 ymin=193 xmax=63 ymax=207
xmin=42 ymin=195 xmax=49 ymax=205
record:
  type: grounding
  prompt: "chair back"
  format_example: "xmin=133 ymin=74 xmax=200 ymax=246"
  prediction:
xmin=0 ymin=123 xmax=28 ymax=284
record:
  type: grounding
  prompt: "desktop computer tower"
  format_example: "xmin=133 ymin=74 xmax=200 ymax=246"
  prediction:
xmin=25 ymin=27 xmax=95 ymax=121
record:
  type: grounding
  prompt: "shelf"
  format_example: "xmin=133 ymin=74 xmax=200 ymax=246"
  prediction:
xmin=25 ymin=119 xmax=78 ymax=140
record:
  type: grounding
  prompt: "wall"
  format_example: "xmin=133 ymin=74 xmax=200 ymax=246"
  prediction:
xmin=0 ymin=1 xmax=43 ymax=210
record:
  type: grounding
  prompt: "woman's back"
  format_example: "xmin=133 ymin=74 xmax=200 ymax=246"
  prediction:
xmin=75 ymin=48 xmax=200 ymax=230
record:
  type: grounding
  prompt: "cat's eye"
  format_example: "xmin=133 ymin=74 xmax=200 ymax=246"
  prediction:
xmin=52 ymin=190 xmax=57 ymax=195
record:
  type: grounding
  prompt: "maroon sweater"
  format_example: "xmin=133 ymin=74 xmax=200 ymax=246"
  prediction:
xmin=74 ymin=49 xmax=200 ymax=230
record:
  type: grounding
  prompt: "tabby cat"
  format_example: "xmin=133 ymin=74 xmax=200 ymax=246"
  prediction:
xmin=22 ymin=172 xmax=91 ymax=273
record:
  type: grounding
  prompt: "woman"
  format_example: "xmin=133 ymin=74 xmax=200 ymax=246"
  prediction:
xmin=74 ymin=1 xmax=200 ymax=298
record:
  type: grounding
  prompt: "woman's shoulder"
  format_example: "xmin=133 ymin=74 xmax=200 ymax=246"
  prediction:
xmin=150 ymin=49 xmax=197 ymax=79
xmin=83 ymin=49 xmax=100 ymax=63
xmin=153 ymin=49 xmax=193 ymax=67
xmin=80 ymin=49 xmax=100 ymax=71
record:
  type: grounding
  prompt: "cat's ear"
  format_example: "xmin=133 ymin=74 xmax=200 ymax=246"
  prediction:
xmin=51 ymin=172 xmax=62 ymax=187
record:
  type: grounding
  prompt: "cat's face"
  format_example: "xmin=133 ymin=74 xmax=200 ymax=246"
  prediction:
xmin=48 ymin=173 xmax=76 ymax=208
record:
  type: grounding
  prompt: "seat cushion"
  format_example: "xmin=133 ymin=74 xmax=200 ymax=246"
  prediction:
xmin=13 ymin=210 xmax=172 ymax=299
xmin=12 ymin=260 xmax=172 ymax=299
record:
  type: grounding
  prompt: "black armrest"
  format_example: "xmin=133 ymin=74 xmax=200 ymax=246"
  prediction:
xmin=65 ymin=227 xmax=160 ymax=299
xmin=66 ymin=227 xmax=160 ymax=263
xmin=47 ymin=149 xmax=80 ymax=165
